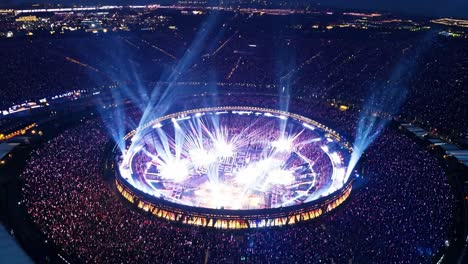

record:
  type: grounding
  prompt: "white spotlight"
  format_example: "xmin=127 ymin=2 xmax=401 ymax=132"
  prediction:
xmin=303 ymin=123 xmax=315 ymax=130
xmin=236 ymin=166 xmax=259 ymax=185
xmin=330 ymin=152 xmax=341 ymax=164
xmin=152 ymin=123 xmax=163 ymax=129
xmin=272 ymin=138 xmax=293 ymax=152
xmin=321 ymin=145 xmax=329 ymax=153
xmin=172 ymin=118 xmax=181 ymax=129
xmin=214 ymin=140 xmax=234 ymax=157
xmin=189 ymin=148 xmax=216 ymax=167
xmin=159 ymin=158 xmax=190 ymax=182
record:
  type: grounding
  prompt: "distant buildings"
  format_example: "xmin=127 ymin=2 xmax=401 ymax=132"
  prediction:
xmin=431 ymin=18 xmax=468 ymax=28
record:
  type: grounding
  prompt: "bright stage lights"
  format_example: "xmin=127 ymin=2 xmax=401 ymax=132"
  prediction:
xmin=321 ymin=145 xmax=329 ymax=153
xmin=189 ymin=148 xmax=216 ymax=167
xmin=172 ymin=118 xmax=181 ymax=129
xmin=330 ymin=152 xmax=341 ymax=164
xmin=214 ymin=140 xmax=234 ymax=157
xmin=303 ymin=123 xmax=315 ymax=130
xmin=195 ymin=182 xmax=240 ymax=209
xmin=235 ymin=158 xmax=294 ymax=188
xmin=236 ymin=158 xmax=273 ymax=185
xmin=271 ymin=138 xmax=293 ymax=152
xmin=158 ymin=158 xmax=190 ymax=182
xmin=119 ymin=107 xmax=353 ymax=211
xmin=152 ymin=123 xmax=163 ymax=129
xmin=236 ymin=165 xmax=260 ymax=185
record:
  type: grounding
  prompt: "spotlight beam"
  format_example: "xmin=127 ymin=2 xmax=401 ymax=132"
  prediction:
xmin=346 ymin=32 xmax=436 ymax=180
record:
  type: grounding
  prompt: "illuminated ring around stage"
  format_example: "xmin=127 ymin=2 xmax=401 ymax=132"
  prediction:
xmin=115 ymin=106 xmax=356 ymax=229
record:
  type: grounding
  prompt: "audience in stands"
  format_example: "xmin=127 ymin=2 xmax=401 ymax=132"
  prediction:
xmin=21 ymin=101 xmax=454 ymax=263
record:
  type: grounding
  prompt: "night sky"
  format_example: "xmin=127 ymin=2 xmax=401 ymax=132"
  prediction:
xmin=1 ymin=0 xmax=467 ymax=18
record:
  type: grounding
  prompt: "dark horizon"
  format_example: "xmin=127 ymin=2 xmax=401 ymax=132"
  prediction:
xmin=0 ymin=0 xmax=467 ymax=19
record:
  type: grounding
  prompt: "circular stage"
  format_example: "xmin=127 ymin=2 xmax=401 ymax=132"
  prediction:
xmin=115 ymin=106 xmax=356 ymax=228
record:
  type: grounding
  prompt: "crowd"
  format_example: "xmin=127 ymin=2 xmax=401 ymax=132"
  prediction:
xmin=1 ymin=8 xmax=462 ymax=264
xmin=20 ymin=99 xmax=455 ymax=263
xmin=1 ymin=13 xmax=467 ymax=138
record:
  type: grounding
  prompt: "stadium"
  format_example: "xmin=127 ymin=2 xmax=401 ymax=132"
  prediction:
xmin=1 ymin=90 xmax=458 ymax=263
xmin=0 ymin=3 xmax=467 ymax=264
